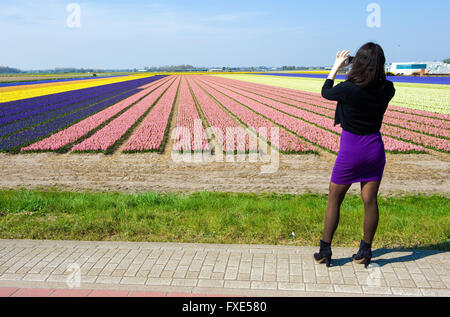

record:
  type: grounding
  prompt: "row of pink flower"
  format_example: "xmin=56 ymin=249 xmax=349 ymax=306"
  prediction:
xmin=208 ymin=78 xmax=432 ymax=153
xmin=172 ymin=77 xmax=209 ymax=152
xmin=21 ymin=76 xmax=171 ymax=152
xmin=201 ymin=77 xmax=428 ymax=153
xmin=72 ymin=77 xmax=177 ymax=152
xmin=209 ymin=79 xmax=448 ymax=152
xmin=211 ymin=76 xmax=450 ymax=131
xmin=187 ymin=77 xmax=258 ymax=153
xmin=193 ymin=76 xmax=316 ymax=154
xmin=215 ymin=77 xmax=449 ymax=135
xmin=122 ymin=77 xmax=181 ymax=152
xmin=197 ymin=77 xmax=337 ymax=153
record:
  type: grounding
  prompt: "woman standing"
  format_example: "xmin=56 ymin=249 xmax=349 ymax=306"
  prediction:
xmin=313 ymin=42 xmax=395 ymax=268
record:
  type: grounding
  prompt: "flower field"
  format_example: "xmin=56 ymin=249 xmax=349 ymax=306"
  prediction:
xmin=215 ymin=74 xmax=450 ymax=115
xmin=0 ymin=74 xmax=447 ymax=155
xmin=0 ymin=74 xmax=157 ymax=103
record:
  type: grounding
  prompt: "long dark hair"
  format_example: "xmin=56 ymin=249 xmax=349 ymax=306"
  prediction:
xmin=347 ymin=42 xmax=386 ymax=88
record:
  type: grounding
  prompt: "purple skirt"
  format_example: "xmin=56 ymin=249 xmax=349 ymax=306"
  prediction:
xmin=331 ymin=129 xmax=386 ymax=185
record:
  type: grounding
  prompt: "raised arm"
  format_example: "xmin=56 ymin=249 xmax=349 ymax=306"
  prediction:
xmin=321 ymin=50 xmax=351 ymax=101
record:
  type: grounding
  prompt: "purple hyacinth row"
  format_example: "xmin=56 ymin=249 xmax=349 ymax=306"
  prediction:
xmin=0 ymin=75 xmax=124 ymax=88
xmin=0 ymin=89 xmax=124 ymax=127
xmin=0 ymin=78 xmax=151 ymax=118
xmin=0 ymin=89 xmax=139 ymax=152
xmin=0 ymin=90 xmax=130 ymax=138
xmin=253 ymin=73 xmax=450 ymax=85
xmin=0 ymin=76 xmax=148 ymax=114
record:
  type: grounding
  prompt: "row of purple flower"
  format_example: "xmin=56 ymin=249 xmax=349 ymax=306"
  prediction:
xmin=0 ymin=75 xmax=126 ymax=88
xmin=254 ymin=73 xmax=450 ymax=85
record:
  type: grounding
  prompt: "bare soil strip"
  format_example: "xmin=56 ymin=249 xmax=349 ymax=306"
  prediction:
xmin=0 ymin=151 xmax=448 ymax=197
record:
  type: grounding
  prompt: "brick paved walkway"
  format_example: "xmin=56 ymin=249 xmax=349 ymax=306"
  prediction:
xmin=0 ymin=240 xmax=448 ymax=297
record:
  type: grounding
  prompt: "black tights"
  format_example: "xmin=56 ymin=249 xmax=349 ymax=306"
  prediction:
xmin=322 ymin=181 xmax=381 ymax=245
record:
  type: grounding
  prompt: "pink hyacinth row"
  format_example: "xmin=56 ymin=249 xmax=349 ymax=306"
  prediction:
xmin=198 ymin=77 xmax=340 ymax=152
xmin=194 ymin=76 xmax=318 ymax=153
xmin=121 ymin=76 xmax=181 ymax=152
xmin=72 ymin=76 xmax=177 ymax=152
xmin=205 ymin=77 xmax=446 ymax=152
xmin=216 ymin=78 xmax=449 ymax=151
xmin=209 ymin=79 xmax=448 ymax=151
xmin=210 ymin=76 xmax=450 ymax=129
xmin=200 ymin=77 xmax=428 ymax=153
xmin=214 ymin=77 xmax=449 ymax=136
xmin=21 ymin=76 xmax=170 ymax=151
xmin=172 ymin=77 xmax=209 ymax=152
xmin=187 ymin=77 xmax=259 ymax=153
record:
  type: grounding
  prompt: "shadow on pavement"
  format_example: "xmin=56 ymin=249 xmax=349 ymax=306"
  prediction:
xmin=331 ymin=242 xmax=449 ymax=267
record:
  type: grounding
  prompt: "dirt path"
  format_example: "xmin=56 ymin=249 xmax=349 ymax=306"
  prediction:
xmin=0 ymin=151 xmax=448 ymax=197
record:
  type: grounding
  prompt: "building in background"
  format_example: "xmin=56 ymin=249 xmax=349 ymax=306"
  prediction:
xmin=388 ymin=61 xmax=450 ymax=75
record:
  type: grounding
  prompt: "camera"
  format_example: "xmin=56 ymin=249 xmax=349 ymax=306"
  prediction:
xmin=346 ymin=55 xmax=354 ymax=64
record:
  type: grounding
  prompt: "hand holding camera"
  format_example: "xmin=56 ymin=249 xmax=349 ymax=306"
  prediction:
xmin=327 ymin=50 xmax=352 ymax=80
xmin=334 ymin=50 xmax=352 ymax=69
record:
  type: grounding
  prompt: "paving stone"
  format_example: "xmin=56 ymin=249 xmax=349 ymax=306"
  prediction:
xmin=0 ymin=273 xmax=24 ymax=281
xmin=173 ymin=265 xmax=189 ymax=279
xmin=278 ymin=282 xmax=305 ymax=291
xmin=362 ymin=286 xmax=392 ymax=295
xmin=420 ymin=289 xmax=450 ymax=297
xmin=198 ymin=279 xmax=224 ymax=288
xmin=136 ymin=270 xmax=150 ymax=278
xmin=111 ymin=269 xmax=126 ymax=277
xmin=96 ymin=276 xmax=122 ymax=284
xmin=399 ymin=279 xmax=416 ymax=288
xmin=171 ymin=278 xmax=198 ymax=287
xmin=334 ymin=285 xmax=363 ymax=294
xmin=343 ymin=277 xmax=358 ymax=285
xmin=237 ymin=273 xmax=250 ymax=281
xmin=120 ymin=276 xmax=146 ymax=285
xmin=263 ymin=274 xmax=277 ymax=282
xmin=420 ymin=268 xmax=441 ymax=281
xmin=22 ymin=273 xmax=49 ymax=282
xmin=224 ymin=267 xmax=238 ymax=280
xmin=391 ymin=287 xmax=422 ymax=296
xmin=329 ymin=271 xmax=344 ymax=284
xmin=410 ymin=273 xmax=431 ymax=288
xmin=211 ymin=272 xmax=225 ymax=280
xmin=186 ymin=271 xmax=200 ymax=279
xmin=145 ymin=277 xmax=172 ymax=286
xmin=198 ymin=265 xmax=214 ymax=279
xmin=305 ymin=283 xmax=334 ymax=293
xmin=251 ymin=281 xmax=278 ymax=290
xmin=302 ymin=270 xmax=316 ymax=284
xmin=148 ymin=264 xmax=165 ymax=278
xmin=250 ymin=267 xmax=264 ymax=281
xmin=224 ymin=280 xmax=251 ymax=289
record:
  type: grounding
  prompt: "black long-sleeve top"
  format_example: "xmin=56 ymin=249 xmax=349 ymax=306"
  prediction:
xmin=321 ymin=79 xmax=395 ymax=135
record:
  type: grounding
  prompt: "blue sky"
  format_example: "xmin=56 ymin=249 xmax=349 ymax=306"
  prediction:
xmin=1 ymin=0 xmax=449 ymax=69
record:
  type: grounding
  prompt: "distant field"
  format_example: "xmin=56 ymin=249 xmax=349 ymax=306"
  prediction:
xmin=0 ymin=73 xmax=124 ymax=83
xmin=0 ymin=74 xmax=156 ymax=103
xmin=214 ymin=74 xmax=450 ymax=115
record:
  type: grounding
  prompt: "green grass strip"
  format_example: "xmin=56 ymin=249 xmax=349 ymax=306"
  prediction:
xmin=0 ymin=189 xmax=448 ymax=250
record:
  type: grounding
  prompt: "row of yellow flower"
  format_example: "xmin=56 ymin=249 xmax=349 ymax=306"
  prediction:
xmin=0 ymin=75 xmax=154 ymax=103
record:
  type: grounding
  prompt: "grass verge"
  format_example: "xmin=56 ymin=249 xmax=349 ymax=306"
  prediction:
xmin=0 ymin=189 xmax=448 ymax=250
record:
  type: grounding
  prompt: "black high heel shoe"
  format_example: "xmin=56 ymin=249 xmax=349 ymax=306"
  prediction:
xmin=352 ymin=240 xmax=372 ymax=268
xmin=313 ymin=240 xmax=332 ymax=267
